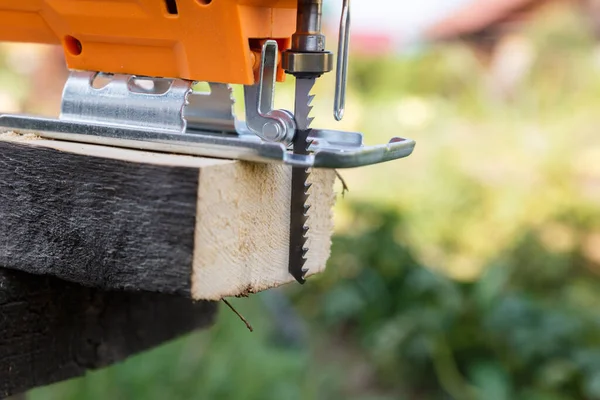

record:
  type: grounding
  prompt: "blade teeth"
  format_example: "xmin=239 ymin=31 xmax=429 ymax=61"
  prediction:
xmin=289 ymin=78 xmax=316 ymax=284
xmin=294 ymin=78 xmax=316 ymax=131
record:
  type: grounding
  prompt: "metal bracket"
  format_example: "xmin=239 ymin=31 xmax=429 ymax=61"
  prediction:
xmin=334 ymin=0 xmax=350 ymax=121
xmin=185 ymin=83 xmax=238 ymax=134
xmin=61 ymin=71 xmax=192 ymax=133
xmin=61 ymin=71 xmax=240 ymax=135
xmin=244 ymin=40 xmax=296 ymax=145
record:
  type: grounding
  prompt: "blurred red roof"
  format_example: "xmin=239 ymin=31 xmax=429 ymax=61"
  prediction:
xmin=350 ymin=31 xmax=395 ymax=55
xmin=424 ymin=0 xmax=577 ymax=41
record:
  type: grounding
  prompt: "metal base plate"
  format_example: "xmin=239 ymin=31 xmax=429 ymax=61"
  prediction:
xmin=0 ymin=71 xmax=415 ymax=169
xmin=0 ymin=114 xmax=415 ymax=169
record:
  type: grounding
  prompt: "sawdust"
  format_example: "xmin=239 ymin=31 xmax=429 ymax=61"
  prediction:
xmin=0 ymin=130 xmax=40 ymax=141
xmin=236 ymin=284 xmax=256 ymax=298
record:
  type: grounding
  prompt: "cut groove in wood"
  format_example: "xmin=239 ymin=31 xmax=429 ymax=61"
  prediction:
xmin=0 ymin=131 xmax=337 ymax=300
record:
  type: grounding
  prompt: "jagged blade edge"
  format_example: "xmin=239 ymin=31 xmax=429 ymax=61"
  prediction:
xmin=289 ymin=78 xmax=316 ymax=282
xmin=300 ymin=87 xmax=314 ymax=267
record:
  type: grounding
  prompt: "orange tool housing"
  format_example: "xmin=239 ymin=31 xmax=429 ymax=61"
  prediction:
xmin=0 ymin=0 xmax=297 ymax=84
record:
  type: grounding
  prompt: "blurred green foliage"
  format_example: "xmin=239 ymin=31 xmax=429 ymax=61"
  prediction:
xmin=294 ymin=203 xmax=600 ymax=399
xmin=26 ymin=5 xmax=600 ymax=400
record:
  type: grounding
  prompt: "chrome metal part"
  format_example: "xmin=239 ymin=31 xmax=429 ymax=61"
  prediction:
xmin=288 ymin=77 xmax=316 ymax=284
xmin=61 ymin=71 xmax=240 ymax=135
xmin=185 ymin=83 xmax=237 ymax=133
xmin=61 ymin=71 xmax=192 ymax=133
xmin=282 ymin=0 xmax=333 ymax=77
xmin=282 ymin=52 xmax=333 ymax=76
xmin=291 ymin=0 xmax=326 ymax=52
xmin=245 ymin=40 xmax=296 ymax=145
xmin=334 ymin=0 xmax=351 ymax=121
xmin=0 ymin=115 xmax=415 ymax=168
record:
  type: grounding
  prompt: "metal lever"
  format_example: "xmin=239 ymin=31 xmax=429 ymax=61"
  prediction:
xmin=334 ymin=0 xmax=350 ymax=121
xmin=245 ymin=40 xmax=296 ymax=145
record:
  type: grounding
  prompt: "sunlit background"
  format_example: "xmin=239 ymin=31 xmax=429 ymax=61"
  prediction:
xmin=8 ymin=0 xmax=600 ymax=398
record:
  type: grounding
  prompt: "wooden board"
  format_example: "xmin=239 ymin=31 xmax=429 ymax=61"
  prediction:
xmin=0 ymin=268 xmax=217 ymax=398
xmin=0 ymin=132 xmax=337 ymax=300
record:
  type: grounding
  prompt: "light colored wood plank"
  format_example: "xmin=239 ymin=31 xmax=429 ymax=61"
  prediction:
xmin=193 ymin=160 xmax=336 ymax=299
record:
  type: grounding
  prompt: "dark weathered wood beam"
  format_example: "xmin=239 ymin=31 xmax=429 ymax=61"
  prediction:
xmin=0 ymin=268 xmax=217 ymax=398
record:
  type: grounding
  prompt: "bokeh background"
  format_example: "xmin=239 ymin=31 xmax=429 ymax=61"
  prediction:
xmin=6 ymin=0 xmax=600 ymax=398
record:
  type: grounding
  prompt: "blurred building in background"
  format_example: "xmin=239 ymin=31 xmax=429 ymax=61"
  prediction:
xmin=423 ymin=0 xmax=598 ymax=98
xmin=424 ymin=0 xmax=579 ymax=51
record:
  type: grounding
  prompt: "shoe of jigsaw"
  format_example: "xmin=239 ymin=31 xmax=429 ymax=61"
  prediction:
xmin=0 ymin=0 xmax=415 ymax=283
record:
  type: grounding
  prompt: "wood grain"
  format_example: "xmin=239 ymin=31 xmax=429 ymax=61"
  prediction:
xmin=0 ymin=137 xmax=199 ymax=296
xmin=0 ymin=268 xmax=217 ymax=398
xmin=192 ymin=161 xmax=337 ymax=299
xmin=0 ymin=132 xmax=337 ymax=299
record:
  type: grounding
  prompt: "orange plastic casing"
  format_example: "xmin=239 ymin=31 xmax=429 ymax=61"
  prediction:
xmin=0 ymin=1 xmax=297 ymax=84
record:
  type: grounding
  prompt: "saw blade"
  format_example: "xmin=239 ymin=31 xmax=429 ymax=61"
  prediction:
xmin=288 ymin=77 xmax=315 ymax=284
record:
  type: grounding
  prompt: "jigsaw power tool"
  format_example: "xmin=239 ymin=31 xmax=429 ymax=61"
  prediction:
xmin=0 ymin=0 xmax=415 ymax=283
